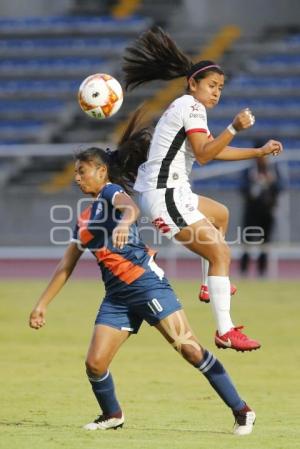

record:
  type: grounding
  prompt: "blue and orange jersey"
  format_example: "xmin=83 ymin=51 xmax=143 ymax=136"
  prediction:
xmin=73 ymin=183 xmax=163 ymax=296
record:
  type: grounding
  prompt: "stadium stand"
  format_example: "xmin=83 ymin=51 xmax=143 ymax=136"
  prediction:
xmin=0 ymin=0 xmax=186 ymax=187
xmin=0 ymin=0 xmax=300 ymax=277
xmin=191 ymin=28 xmax=300 ymax=191
xmin=0 ymin=10 xmax=153 ymax=184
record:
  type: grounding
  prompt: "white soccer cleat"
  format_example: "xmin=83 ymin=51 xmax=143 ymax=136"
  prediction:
xmin=233 ymin=407 xmax=256 ymax=435
xmin=83 ymin=413 xmax=124 ymax=430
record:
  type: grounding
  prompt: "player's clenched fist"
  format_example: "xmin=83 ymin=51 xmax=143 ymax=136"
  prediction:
xmin=232 ymin=108 xmax=255 ymax=132
xmin=260 ymin=139 xmax=283 ymax=156
xmin=29 ymin=307 xmax=46 ymax=329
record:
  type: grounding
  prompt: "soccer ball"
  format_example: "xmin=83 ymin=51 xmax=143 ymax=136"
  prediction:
xmin=78 ymin=73 xmax=123 ymax=120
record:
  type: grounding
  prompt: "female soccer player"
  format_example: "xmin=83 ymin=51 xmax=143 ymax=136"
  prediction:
xmin=29 ymin=112 xmax=255 ymax=435
xmin=122 ymin=26 xmax=283 ymax=351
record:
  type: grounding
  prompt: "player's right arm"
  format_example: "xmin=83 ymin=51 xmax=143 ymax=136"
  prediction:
xmin=29 ymin=242 xmax=83 ymax=329
xmin=188 ymin=109 xmax=255 ymax=165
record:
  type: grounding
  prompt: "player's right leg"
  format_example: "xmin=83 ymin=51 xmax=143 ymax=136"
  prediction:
xmin=84 ymin=324 xmax=129 ymax=430
xmin=155 ymin=309 xmax=256 ymax=435
xmin=175 ymin=219 xmax=260 ymax=352
xmin=197 ymin=195 xmax=236 ymax=303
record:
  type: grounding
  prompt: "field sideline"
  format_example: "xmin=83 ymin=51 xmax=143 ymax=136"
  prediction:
xmin=1 ymin=279 xmax=299 ymax=449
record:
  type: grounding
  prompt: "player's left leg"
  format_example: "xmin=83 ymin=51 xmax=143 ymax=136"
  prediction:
xmin=198 ymin=196 xmax=229 ymax=235
xmin=155 ymin=309 xmax=256 ymax=435
xmin=197 ymin=195 xmax=236 ymax=303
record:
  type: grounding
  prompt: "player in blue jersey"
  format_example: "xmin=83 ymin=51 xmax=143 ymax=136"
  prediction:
xmin=29 ymin=111 xmax=255 ymax=435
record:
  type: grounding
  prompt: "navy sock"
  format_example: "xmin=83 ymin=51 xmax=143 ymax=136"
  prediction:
xmin=87 ymin=370 xmax=121 ymax=417
xmin=198 ymin=350 xmax=245 ymax=411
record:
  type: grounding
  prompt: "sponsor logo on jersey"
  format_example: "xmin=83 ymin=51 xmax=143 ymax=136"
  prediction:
xmin=189 ymin=112 xmax=206 ymax=119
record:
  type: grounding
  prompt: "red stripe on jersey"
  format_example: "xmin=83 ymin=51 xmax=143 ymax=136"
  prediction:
xmin=78 ymin=206 xmax=92 ymax=226
xmin=77 ymin=205 xmax=94 ymax=244
xmin=95 ymin=247 xmax=145 ymax=284
xmin=186 ymin=128 xmax=208 ymax=135
xmin=79 ymin=227 xmax=94 ymax=245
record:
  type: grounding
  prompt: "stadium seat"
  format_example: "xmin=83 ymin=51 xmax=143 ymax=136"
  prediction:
xmin=0 ymin=57 xmax=110 ymax=77
xmin=0 ymin=80 xmax=81 ymax=99
xmin=0 ymin=15 xmax=151 ymax=35
xmin=0 ymin=99 xmax=66 ymax=120
xmin=0 ymin=120 xmax=46 ymax=141
xmin=0 ymin=37 xmax=130 ymax=58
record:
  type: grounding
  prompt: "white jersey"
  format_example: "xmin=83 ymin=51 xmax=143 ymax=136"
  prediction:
xmin=134 ymin=94 xmax=210 ymax=192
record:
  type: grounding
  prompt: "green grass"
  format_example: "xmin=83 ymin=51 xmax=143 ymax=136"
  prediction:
xmin=0 ymin=278 xmax=300 ymax=449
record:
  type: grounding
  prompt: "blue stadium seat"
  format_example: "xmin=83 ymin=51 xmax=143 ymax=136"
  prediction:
xmin=0 ymin=37 xmax=127 ymax=50
xmin=0 ymin=15 xmax=151 ymax=35
xmin=229 ymin=75 xmax=300 ymax=88
xmin=0 ymin=120 xmax=44 ymax=129
xmin=210 ymin=118 xmax=300 ymax=129
xmin=0 ymin=139 xmax=30 ymax=145
xmin=0 ymin=37 xmax=129 ymax=57
xmin=219 ymin=97 xmax=300 ymax=108
xmin=285 ymin=34 xmax=300 ymax=44
xmin=281 ymin=139 xmax=300 ymax=149
xmin=0 ymin=79 xmax=80 ymax=96
xmin=0 ymin=120 xmax=46 ymax=140
xmin=0 ymin=99 xmax=64 ymax=112
xmin=0 ymin=56 xmax=108 ymax=75
xmin=255 ymin=54 xmax=300 ymax=65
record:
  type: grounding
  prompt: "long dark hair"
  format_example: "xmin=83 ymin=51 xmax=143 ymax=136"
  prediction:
xmin=123 ymin=26 xmax=224 ymax=91
xmin=75 ymin=108 xmax=151 ymax=193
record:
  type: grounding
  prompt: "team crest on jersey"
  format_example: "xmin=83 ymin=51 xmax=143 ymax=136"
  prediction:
xmin=95 ymin=201 xmax=103 ymax=215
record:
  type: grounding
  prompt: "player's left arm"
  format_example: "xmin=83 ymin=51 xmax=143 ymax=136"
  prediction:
xmin=112 ymin=192 xmax=140 ymax=249
xmin=213 ymin=139 xmax=283 ymax=161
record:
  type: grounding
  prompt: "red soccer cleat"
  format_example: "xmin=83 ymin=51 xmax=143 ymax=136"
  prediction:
xmin=198 ymin=285 xmax=210 ymax=302
xmin=198 ymin=283 xmax=237 ymax=303
xmin=215 ymin=326 xmax=261 ymax=352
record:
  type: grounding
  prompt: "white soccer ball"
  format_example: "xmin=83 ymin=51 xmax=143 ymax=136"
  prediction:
xmin=78 ymin=73 xmax=123 ymax=120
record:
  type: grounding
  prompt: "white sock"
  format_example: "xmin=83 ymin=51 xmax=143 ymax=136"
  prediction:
xmin=200 ymin=257 xmax=209 ymax=286
xmin=207 ymin=276 xmax=234 ymax=335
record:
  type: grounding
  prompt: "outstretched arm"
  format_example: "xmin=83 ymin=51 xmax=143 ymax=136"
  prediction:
xmin=214 ymin=140 xmax=283 ymax=161
xmin=29 ymin=242 xmax=83 ymax=329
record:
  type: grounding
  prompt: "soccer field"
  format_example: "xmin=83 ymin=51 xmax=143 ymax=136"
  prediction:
xmin=1 ymin=279 xmax=299 ymax=449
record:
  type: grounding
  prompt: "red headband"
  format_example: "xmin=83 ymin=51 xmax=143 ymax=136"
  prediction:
xmin=187 ymin=64 xmax=221 ymax=82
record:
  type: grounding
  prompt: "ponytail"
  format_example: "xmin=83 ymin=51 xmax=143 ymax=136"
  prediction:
xmin=76 ymin=107 xmax=151 ymax=194
xmin=123 ymin=26 xmax=193 ymax=90
xmin=111 ymin=107 xmax=152 ymax=191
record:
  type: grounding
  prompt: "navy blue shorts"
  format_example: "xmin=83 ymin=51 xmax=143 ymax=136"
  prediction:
xmin=95 ymin=286 xmax=182 ymax=333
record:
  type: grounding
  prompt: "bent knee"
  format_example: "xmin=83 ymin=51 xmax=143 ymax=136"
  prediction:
xmin=85 ymin=357 xmax=108 ymax=377
xmin=221 ymin=204 xmax=229 ymax=220
xmin=181 ymin=344 xmax=204 ymax=366
xmin=220 ymin=205 xmax=229 ymax=227
xmin=209 ymin=243 xmax=231 ymax=265
xmin=212 ymin=203 xmax=229 ymax=231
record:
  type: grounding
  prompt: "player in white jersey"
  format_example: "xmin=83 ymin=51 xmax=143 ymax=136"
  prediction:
xmin=123 ymin=27 xmax=283 ymax=351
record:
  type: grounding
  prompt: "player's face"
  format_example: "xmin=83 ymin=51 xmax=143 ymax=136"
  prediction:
xmin=74 ymin=160 xmax=107 ymax=197
xmin=189 ymin=72 xmax=224 ymax=108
